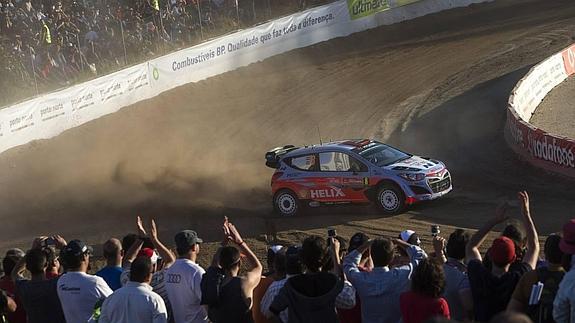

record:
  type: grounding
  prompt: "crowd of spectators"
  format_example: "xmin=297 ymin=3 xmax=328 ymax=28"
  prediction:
xmin=0 ymin=0 xmax=331 ymax=106
xmin=1 ymin=190 xmax=575 ymax=323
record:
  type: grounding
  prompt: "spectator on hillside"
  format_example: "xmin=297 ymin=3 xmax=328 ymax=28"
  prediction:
xmin=202 ymin=217 xmax=263 ymax=323
xmin=269 ymin=235 xmax=356 ymax=323
xmin=260 ymin=245 xmax=303 ymax=322
xmin=400 ymin=258 xmax=450 ymax=323
xmin=253 ymin=246 xmax=285 ymax=323
xmin=99 ymin=256 xmax=168 ymax=323
xmin=466 ymin=191 xmax=539 ymax=322
xmin=443 ymin=229 xmax=473 ymax=321
xmin=120 ymin=217 xmax=176 ymax=321
xmin=344 ymin=236 xmax=427 ymax=323
xmin=553 ymin=219 xmax=575 ymax=323
xmin=338 ymin=232 xmax=371 ymax=323
xmin=57 ymin=239 xmax=113 ymax=323
xmin=508 ymin=234 xmax=565 ymax=323
xmin=96 ymin=238 xmax=124 ymax=291
xmin=0 ymin=248 xmax=26 ymax=323
xmin=11 ymin=248 xmax=66 ymax=323
xmin=165 ymin=228 xmax=208 ymax=323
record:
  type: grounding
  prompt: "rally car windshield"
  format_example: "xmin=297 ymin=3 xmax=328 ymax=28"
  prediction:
xmin=356 ymin=143 xmax=411 ymax=167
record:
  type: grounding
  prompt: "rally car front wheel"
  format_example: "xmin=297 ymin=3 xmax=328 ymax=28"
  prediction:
xmin=376 ymin=184 xmax=405 ymax=214
xmin=273 ymin=189 xmax=301 ymax=217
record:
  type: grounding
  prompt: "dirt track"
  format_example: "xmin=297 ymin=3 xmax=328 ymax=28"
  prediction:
xmin=531 ymin=75 xmax=575 ymax=139
xmin=2 ymin=0 xmax=575 ymax=263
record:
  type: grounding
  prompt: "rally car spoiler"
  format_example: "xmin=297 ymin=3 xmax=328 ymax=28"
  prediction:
xmin=265 ymin=145 xmax=298 ymax=168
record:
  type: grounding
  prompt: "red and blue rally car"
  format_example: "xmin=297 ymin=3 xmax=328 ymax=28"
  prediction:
xmin=265 ymin=139 xmax=452 ymax=216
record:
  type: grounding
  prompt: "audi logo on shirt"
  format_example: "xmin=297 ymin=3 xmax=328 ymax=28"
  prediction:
xmin=167 ymin=274 xmax=182 ymax=284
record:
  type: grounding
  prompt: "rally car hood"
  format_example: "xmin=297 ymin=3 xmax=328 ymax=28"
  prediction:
xmin=384 ymin=156 xmax=442 ymax=172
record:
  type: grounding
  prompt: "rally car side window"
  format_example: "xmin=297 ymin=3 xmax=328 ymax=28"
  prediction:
xmin=288 ymin=154 xmax=318 ymax=171
xmin=319 ymin=152 xmax=367 ymax=172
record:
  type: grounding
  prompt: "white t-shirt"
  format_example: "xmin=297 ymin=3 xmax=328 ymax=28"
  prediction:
xmin=165 ymin=258 xmax=207 ymax=323
xmin=99 ymin=281 xmax=167 ymax=323
xmin=57 ymin=271 xmax=113 ymax=323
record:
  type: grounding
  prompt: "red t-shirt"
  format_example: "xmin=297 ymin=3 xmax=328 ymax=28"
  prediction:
xmin=0 ymin=276 xmax=27 ymax=323
xmin=400 ymin=291 xmax=450 ymax=323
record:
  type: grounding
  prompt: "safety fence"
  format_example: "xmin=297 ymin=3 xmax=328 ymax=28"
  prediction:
xmin=505 ymin=43 xmax=575 ymax=178
xmin=0 ymin=0 xmax=492 ymax=154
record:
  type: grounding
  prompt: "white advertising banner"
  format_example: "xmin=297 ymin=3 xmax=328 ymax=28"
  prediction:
xmin=148 ymin=2 xmax=350 ymax=93
xmin=511 ymin=53 xmax=568 ymax=121
xmin=0 ymin=63 xmax=151 ymax=153
xmin=0 ymin=0 xmax=492 ymax=154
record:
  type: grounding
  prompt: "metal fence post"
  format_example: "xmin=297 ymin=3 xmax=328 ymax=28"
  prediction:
xmin=120 ymin=20 xmax=128 ymax=65
xmin=29 ymin=46 xmax=39 ymax=96
xmin=197 ymin=0 xmax=204 ymax=40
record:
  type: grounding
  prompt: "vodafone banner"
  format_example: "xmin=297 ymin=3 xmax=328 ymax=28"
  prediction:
xmin=506 ymin=44 xmax=575 ymax=178
xmin=0 ymin=0 xmax=491 ymax=155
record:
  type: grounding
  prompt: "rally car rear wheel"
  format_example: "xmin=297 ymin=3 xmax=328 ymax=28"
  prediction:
xmin=273 ymin=190 xmax=300 ymax=216
xmin=376 ymin=185 xmax=405 ymax=214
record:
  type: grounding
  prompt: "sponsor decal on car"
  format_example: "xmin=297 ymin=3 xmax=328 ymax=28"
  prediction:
xmin=310 ymin=188 xmax=345 ymax=199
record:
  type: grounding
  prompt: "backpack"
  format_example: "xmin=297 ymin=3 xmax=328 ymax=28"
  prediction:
xmin=527 ymin=267 xmax=565 ymax=323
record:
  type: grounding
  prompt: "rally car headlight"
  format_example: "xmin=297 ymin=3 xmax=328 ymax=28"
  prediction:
xmin=399 ymin=173 xmax=425 ymax=181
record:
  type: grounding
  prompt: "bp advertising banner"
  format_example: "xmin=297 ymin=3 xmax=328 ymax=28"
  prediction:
xmin=347 ymin=0 xmax=423 ymax=20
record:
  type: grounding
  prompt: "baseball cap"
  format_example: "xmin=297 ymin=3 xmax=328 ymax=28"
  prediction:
xmin=349 ymin=232 xmax=369 ymax=251
xmin=490 ymin=236 xmax=516 ymax=266
xmin=400 ymin=230 xmax=421 ymax=246
xmin=174 ymin=230 xmax=203 ymax=252
xmin=269 ymin=245 xmax=283 ymax=254
xmin=560 ymin=219 xmax=575 ymax=255
xmin=137 ymin=248 xmax=159 ymax=264
xmin=62 ymin=240 xmax=93 ymax=258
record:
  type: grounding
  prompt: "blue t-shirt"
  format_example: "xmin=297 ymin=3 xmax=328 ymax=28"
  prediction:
xmin=96 ymin=266 xmax=123 ymax=291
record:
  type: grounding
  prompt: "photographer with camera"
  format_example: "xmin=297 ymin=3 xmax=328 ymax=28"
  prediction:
xmin=11 ymin=236 xmax=67 ymax=323
xmin=343 ymin=235 xmax=427 ymax=323
xmin=269 ymin=233 xmax=356 ymax=323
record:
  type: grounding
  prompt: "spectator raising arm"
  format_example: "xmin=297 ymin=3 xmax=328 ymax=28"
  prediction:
xmin=150 ymin=219 xmax=176 ymax=268
xmin=466 ymin=201 xmax=509 ymax=263
xmin=517 ymin=191 xmax=539 ymax=270
xmin=329 ymin=237 xmax=356 ymax=310
xmin=223 ymin=217 xmax=263 ymax=292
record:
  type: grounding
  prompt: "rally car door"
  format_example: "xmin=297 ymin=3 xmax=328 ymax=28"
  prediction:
xmin=287 ymin=153 xmax=340 ymax=201
xmin=317 ymin=152 xmax=369 ymax=202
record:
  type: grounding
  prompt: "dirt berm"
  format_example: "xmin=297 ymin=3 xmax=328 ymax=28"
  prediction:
xmin=1 ymin=0 xmax=575 ymax=262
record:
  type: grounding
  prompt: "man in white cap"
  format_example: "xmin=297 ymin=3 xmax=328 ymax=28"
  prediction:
xmin=400 ymin=230 xmax=421 ymax=246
